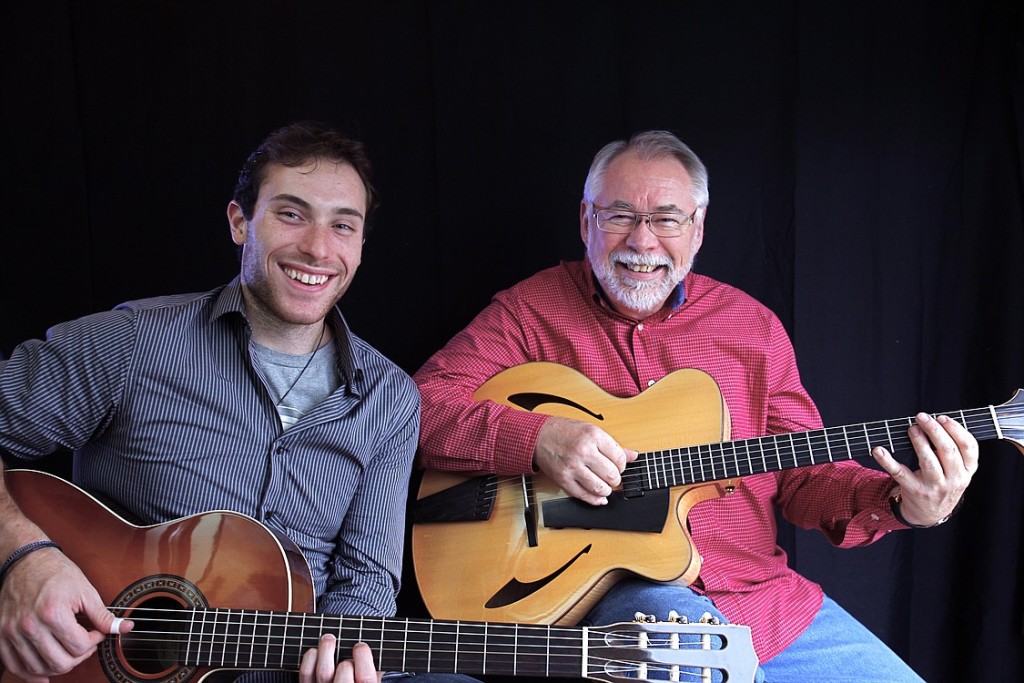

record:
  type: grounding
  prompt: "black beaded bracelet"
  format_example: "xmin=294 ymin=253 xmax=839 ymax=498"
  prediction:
xmin=0 ymin=540 xmax=62 ymax=584
xmin=889 ymin=488 xmax=962 ymax=529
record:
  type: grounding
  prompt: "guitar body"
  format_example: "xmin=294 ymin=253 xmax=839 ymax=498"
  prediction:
xmin=413 ymin=362 xmax=740 ymax=625
xmin=1 ymin=469 xmax=314 ymax=683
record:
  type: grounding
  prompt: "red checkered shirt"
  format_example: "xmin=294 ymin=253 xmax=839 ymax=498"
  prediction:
xmin=415 ymin=260 xmax=903 ymax=662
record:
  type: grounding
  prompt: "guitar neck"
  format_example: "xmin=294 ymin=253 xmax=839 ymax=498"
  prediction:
xmin=626 ymin=405 xmax=1002 ymax=492
xmin=159 ymin=611 xmax=592 ymax=677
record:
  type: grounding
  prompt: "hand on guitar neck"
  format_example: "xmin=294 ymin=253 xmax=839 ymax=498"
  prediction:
xmin=534 ymin=416 xmax=639 ymax=506
xmin=870 ymin=412 xmax=978 ymax=527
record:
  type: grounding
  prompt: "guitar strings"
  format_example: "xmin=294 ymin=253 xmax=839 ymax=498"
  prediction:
xmin=96 ymin=608 xmax=730 ymax=680
xmin=467 ymin=405 xmax=1018 ymax=503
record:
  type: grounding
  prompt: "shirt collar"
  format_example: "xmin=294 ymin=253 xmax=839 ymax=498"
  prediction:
xmin=213 ymin=276 xmax=361 ymax=390
xmin=586 ymin=264 xmax=688 ymax=319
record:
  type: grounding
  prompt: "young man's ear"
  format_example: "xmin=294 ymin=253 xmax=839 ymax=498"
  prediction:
xmin=227 ymin=201 xmax=248 ymax=246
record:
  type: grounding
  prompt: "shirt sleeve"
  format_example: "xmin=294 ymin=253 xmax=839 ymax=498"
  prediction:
xmin=763 ymin=316 xmax=905 ymax=545
xmin=0 ymin=309 xmax=134 ymax=458
xmin=414 ymin=291 xmax=548 ymax=475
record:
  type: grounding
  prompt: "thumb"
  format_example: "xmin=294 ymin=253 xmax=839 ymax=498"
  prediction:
xmin=82 ymin=596 xmax=134 ymax=636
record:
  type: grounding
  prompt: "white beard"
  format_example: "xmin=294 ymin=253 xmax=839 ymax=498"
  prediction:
xmin=588 ymin=244 xmax=691 ymax=318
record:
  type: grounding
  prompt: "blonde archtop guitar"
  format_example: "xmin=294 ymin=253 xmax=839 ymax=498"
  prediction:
xmin=412 ymin=362 xmax=1024 ymax=625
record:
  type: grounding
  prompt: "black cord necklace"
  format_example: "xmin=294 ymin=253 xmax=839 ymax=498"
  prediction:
xmin=275 ymin=323 xmax=326 ymax=408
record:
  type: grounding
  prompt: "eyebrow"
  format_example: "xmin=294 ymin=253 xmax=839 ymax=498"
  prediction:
xmin=268 ymin=193 xmax=365 ymax=220
xmin=607 ymin=199 xmax=686 ymax=213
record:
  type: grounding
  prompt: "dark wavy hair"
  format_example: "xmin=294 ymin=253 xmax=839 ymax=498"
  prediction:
xmin=232 ymin=121 xmax=378 ymax=227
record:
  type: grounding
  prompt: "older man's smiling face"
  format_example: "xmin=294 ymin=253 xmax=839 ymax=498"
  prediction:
xmin=580 ymin=150 xmax=705 ymax=321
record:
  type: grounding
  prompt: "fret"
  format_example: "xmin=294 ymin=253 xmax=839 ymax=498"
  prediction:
xmin=195 ymin=602 xmax=214 ymax=667
xmin=704 ymin=444 xmax=716 ymax=481
xmin=239 ymin=609 xmax=255 ymax=669
xmin=757 ymin=437 xmax=768 ymax=474
xmin=686 ymin=446 xmax=697 ymax=485
xmin=184 ymin=607 xmax=199 ymax=667
xmin=642 ymin=453 xmax=656 ymax=490
xmin=787 ymin=433 xmax=797 ymax=468
xmin=726 ymin=440 xmax=740 ymax=477
xmin=455 ymin=620 xmax=461 ymax=672
xmin=772 ymin=434 xmax=783 ymax=471
xmin=268 ymin=610 xmax=286 ymax=669
xmin=224 ymin=610 xmax=239 ymax=667
xmin=457 ymin=621 xmax=486 ymax=674
xmin=292 ymin=610 xmax=307 ymax=671
xmin=803 ymin=431 xmax=814 ymax=465
xmin=428 ymin=616 xmax=435 ymax=672
xmin=674 ymin=448 xmax=685 ymax=486
xmin=486 ymin=621 xmax=518 ymax=677
xmin=416 ymin=619 xmax=454 ymax=673
xmin=841 ymin=425 xmax=852 ymax=460
xmin=824 ymin=426 xmax=834 ymax=462
xmin=858 ymin=423 xmax=873 ymax=455
xmin=214 ymin=608 xmax=231 ymax=668
xmin=883 ymin=420 xmax=895 ymax=453
xmin=657 ymin=449 xmax=669 ymax=489
xmin=546 ymin=624 xmax=552 ymax=677
xmin=714 ymin=443 xmax=729 ymax=478
xmin=402 ymin=617 xmax=409 ymax=672
xmin=697 ymin=444 xmax=708 ymax=482
xmin=514 ymin=622 xmax=519 ymax=675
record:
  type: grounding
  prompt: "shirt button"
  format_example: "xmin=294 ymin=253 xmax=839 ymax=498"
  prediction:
xmin=637 ymin=323 xmax=645 ymax=331
xmin=647 ymin=379 xmax=656 ymax=387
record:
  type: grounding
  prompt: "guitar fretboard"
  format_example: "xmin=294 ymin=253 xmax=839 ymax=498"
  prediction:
xmin=624 ymin=405 xmax=1001 ymax=493
xmin=178 ymin=612 xmax=586 ymax=675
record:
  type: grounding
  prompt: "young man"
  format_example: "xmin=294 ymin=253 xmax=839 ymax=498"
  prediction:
xmin=0 ymin=122 xmax=474 ymax=683
xmin=414 ymin=130 xmax=977 ymax=681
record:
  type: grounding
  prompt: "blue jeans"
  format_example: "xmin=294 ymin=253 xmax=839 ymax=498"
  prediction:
xmin=581 ymin=579 xmax=924 ymax=683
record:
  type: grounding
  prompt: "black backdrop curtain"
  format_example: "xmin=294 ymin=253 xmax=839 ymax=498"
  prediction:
xmin=2 ymin=2 xmax=1023 ymax=680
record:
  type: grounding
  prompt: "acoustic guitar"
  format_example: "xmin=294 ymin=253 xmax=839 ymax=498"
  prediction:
xmin=412 ymin=362 xmax=1024 ymax=625
xmin=0 ymin=469 xmax=757 ymax=683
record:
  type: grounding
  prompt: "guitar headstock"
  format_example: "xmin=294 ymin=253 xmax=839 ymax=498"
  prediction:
xmin=585 ymin=614 xmax=756 ymax=683
xmin=994 ymin=389 xmax=1024 ymax=455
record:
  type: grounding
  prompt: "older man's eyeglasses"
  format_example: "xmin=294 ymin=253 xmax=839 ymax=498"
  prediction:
xmin=592 ymin=206 xmax=697 ymax=237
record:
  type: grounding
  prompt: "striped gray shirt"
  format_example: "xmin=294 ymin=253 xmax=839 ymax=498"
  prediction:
xmin=0 ymin=277 xmax=419 ymax=621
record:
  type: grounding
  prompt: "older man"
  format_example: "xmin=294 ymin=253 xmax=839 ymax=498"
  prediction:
xmin=414 ymin=130 xmax=976 ymax=681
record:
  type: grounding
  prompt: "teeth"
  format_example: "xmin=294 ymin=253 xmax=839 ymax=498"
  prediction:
xmin=626 ymin=264 xmax=656 ymax=273
xmin=284 ymin=268 xmax=329 ymax=285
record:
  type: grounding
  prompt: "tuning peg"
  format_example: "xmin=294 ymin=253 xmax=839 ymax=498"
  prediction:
xmin=697 ymin=611 xmax=721 ymax=625
xmin=666 ymin=610 xmax=689 ymax=624
xmin=633 ymin=612 xmax=658 ymax=623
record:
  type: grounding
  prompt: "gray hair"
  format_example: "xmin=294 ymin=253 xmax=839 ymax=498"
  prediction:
xmin=582 ymin=131 xmax=710 ymax=209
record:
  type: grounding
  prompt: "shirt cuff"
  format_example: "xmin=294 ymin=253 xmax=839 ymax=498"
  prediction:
xmin=493 ymin=409 xmax=549 ymax=474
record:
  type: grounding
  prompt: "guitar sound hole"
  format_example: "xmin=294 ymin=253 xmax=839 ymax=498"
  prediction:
xmin=120 ymin=595 xmax=187 ymax=675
